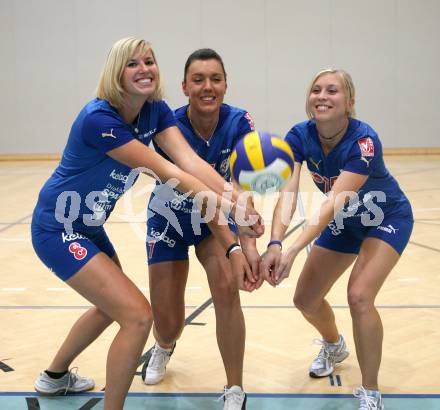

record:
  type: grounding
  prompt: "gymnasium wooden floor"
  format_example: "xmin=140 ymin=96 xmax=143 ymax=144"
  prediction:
xmin=1 ymin=156 xmax=439 ymax=409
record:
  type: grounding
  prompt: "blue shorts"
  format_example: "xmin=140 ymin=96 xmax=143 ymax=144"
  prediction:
xmin=315 ymin=211 xmax=414 ymax=255
xmin=31 ymin=222 xmax=115 ymax=281
xmin=146 ymin=211 xmax=237 ymax=265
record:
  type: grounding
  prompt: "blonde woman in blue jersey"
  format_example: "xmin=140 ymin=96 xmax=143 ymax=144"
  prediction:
xmin=261 ymin=69 xmax=413 ymax=410
xmin=31 ymin=38 xmax=262 ymax=410
xmin=143 ymin=49 xmax=261 ymax=410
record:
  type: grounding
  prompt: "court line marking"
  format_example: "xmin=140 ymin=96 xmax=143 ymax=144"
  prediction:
xmin=409 ymin=241 xmax=440 ymax=253
xmin=0 ymin=214 xmax=32 ymax=233
xmin=2 ymin=304 xmax=440 ymax=310
xmin=406 ymin=187 xmax=440 ymax=193
xmin=397 ymin=278 xmax=420 ymax=282
xmin=2 ymin=392 xmax=440 ymax=398
xmin=0 ymin=287 xmax=204 ymax=293
xmin=1 ymin=288 xmax=27 ymax=292
xmin=414 ymin=220 xmax=440 ymax=226
xmin=394 ymin=165 xmax=440 ymax=177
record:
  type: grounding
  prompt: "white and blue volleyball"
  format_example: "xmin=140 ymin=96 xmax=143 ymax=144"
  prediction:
xmin=230 ymin=131 xmax=295 ymax=194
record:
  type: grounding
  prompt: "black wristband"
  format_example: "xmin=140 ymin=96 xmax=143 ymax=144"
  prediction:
xmin=226 ymin=242 xmax=241 ymax=259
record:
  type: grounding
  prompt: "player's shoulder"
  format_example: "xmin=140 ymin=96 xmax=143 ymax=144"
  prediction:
xmin=220 ymin=104 xmax=255 ymax=131
xmin=221 ymin=103 xmax=252 ymax=120
xmin=83 ymin=98 xmax=115 ymax=115
xmin=223 ymin=103 xmax=246 ymax=116
xmin=81 ymin=98 xmax=121 ymax=124
xmin=288 ymin=119 xmax=315 ymax=138
xmin=174 ymin=104 xmax=189 ymax=121
xmin=345 ymin=119 xmax=382 ymax=160
xmin=349 ymin=118 xmax=379 ymax=140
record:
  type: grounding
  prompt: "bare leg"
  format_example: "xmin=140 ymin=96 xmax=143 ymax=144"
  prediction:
xmin=67 ymin=253 xmax=152 ymax=410
xmin=148 ymin=260 xmax=189 ymax=348
xmin=196 ymin=235 xmax=245 ymax=387
xmin=294 ymin=245 xmax=356 ymax=341
xmin=47 ymin=307 xmax=112 ymax=372
xmin=348 ymin=238 xmax=400 ymax=390
xmin=47 ymin=254 xmax=122 ymax=372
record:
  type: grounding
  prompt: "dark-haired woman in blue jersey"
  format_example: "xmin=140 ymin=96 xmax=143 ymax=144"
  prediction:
xmin=143 ymin=49 xmax=261 ymax=409
xmin=31 ymin=38 xmax=262 ymax=410
xmin=261 ymin=69 xmax=413 ymax=410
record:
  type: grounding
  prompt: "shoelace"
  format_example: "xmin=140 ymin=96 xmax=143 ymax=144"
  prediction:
xmin=312 ymin=339 xmax=341 ymax=366
xmin=149 ymin=346 xmax=170 ymax=370
xmin=217 ymin=388 xmax=245 ymax=406
xmin=353 ymin=387 xmax=381 ymax=410
xmin=64 ymin=367 xmax=79 ymax=395
xmin=312 ymin=340 xmax=333 ymax=366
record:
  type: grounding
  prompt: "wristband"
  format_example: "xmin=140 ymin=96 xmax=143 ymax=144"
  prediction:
xmin=226 ymin=242 xmax=241 ymax=259
xmin=267 ymin=240 xmax=282 ymax=250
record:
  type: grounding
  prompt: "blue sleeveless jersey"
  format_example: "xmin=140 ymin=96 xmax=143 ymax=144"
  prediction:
xmin=150 ymin=103 xmax=254 ymax=214
xmin=33 ymin=98 xmax=175 ymax=234
xmin=285 ymin=118 xmax=412 ymax=224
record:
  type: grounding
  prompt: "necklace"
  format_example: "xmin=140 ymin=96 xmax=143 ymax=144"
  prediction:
xmin=187 ymin=107 xmax=218 ymax=141
xmin=318 ymin=122 xmax=348 ymax=142
xmin=133 ymin=111 xmax=141 ymax=134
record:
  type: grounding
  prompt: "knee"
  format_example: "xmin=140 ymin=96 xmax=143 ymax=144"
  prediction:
xmin=293 ymin=290 xmax=319 ymax=316
xmin=125 ymin=304 xmax=153 ymax=339
xmin=212 ymin=279 xmax=240 ymax=310
xmin=91 ymin=307 xmax=114 ymax=327
xmin=347 ymin=288 xmax=372 ymax=316
xmin=155 ymin=317 xmax=184 ymax=344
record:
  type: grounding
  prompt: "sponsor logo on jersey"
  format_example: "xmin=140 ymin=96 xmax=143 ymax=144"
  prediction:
xmin=149 ymin=228 xmax=176 ymax=248
xmin=101 ymin=129 xmax=116 ymax=139
xmin=139 ymin=128 xmax=157 ymax=140
xmin=68 ymin=242 xmax=88 ymax=260
xmin=62 ymin=232 xmax=87 ymax=243
xmin=110 ymin=169 xmax=129 ymax=184
xmin=377 ymin=224 xmax=398 ymax=234
xmin=328 ymin=221 xmax=342 ymax=236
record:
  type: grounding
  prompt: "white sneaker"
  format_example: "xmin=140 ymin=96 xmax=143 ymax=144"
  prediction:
xmin=34 ymin=368 xmax=95 ymax=395
xmin=221 ymin=385 xmax=247 ymax=410
xmin=309 ymin=334 xmax=349 ymax=378
xmin=143 ymin=342 xmax=175 ymax=385
xmin=354 ymin=386 xmax=384 ymax=410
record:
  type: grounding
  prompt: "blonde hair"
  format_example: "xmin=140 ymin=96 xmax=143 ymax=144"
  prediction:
xmin=96 ymin=37 xmax=164 ymax=108
xmin=306 ymin=68 xmax=356 ymax=119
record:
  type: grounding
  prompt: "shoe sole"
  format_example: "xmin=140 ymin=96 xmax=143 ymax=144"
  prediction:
xmin=143 ymin=377 xmax=164 ymax=385
xmin=35 ymin=385 xmax=95 ymax=395
xmin=309 ymin=351 xmax=350 ymax=378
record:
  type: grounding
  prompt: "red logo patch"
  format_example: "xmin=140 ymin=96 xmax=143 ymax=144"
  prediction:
xmin=68 ymin=242 xmax=88 ymax=260
xmin=147 ymin=241 xmax=155 ymax=259
xmin=244 ymin=112 xmax=255 ymax=131
xmin=358 ymin=137 xmax=374 ymax=157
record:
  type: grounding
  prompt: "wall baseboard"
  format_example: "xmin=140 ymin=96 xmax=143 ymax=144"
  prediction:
xmin=0 ymin=148 xmax=439 ymax=161
xmin=0 ymin=154 xmax=61 ymax=161
xmin=383 ymin=148 xmax=440 ymax=155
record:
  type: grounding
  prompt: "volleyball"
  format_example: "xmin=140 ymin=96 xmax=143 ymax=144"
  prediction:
xmin=230 ymin=131 xmax=295 ymax=194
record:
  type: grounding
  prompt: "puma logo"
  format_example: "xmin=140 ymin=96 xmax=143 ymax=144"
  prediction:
xmin=360 ymin=156 xmax=372 ymax=167
xmin=101 ymin=129 xmax=116 ymax=139
xmin=309 ymin=157 xmax=322 ymax=171
xmin=377 ymin=224 xmax=398 ymax=234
